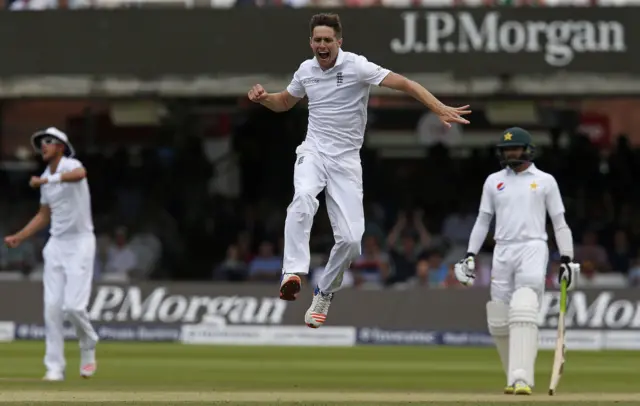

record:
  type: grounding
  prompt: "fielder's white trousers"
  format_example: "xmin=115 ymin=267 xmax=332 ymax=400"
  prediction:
xmin=490 ymin=240 xmax=549 ymax=304
xmin=43 ymin=233 xmax=99 ymax=374
xmin=283 ymin=142 xmax=365 ymax=294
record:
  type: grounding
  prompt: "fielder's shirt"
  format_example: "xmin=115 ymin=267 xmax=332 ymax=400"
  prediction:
xmin=479 ymin=164 xmax=564 ymax=244
xmin=286 ymin=49 xmax=391 ymax=156
xmin=40 ymin=157 xmax=94 ymax=238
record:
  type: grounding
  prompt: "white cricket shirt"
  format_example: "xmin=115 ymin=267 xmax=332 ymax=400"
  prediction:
xmin=286 ymin=49 xmax=391 ymax=156
xmin=479 ymin=164 xmax=564 ymax=244
xmin=40 ymin=157 xmax=94 ymax=238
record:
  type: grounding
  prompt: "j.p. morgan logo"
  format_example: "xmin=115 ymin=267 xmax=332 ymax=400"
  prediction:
xmin=539 ymin=290 xmax=640 ymax=329
xmin=87 ymin=285 xmax=287 ymax=325
xmin=390 ymin=11 xmax=627 ymax=67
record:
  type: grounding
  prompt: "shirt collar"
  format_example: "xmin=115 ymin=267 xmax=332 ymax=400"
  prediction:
xmin=312 ymin=48 xmax=345 ymax=70
xmin=506 ymin=163 xmax=537 ymax=176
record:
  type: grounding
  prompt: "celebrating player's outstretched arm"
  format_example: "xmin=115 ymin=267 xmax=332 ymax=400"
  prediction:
xmin=247 ymin=12 xmax=471 ymax=330
xmin=377 ymin=73 xmax=470 ymax=128
xmin=455 ymin=127 xmax=579 ymax=396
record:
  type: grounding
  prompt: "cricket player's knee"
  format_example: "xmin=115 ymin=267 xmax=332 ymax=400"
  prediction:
xmin=45 ymin=302 xmax=63 ymax=313
xmin=509 ymin=287 xmax=539 ymax=326
xmin=334 ymin=238 xmax=361 ymax=259
xmin=490 ymin=283 xmax=512 ymax=305
xmin=486 ymin=301 xmax=510 ymax=336
xmin=287 ymin=192 xmax=319 ymax=216
xmin=63 ymin=307 xmax=86 ymax=321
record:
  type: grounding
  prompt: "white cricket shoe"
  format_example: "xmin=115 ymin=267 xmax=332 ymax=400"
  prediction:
xmin=80 ymin=343 xmax=97 ymax=378
xmin=280 ymin=273 xmax=302 ymax=301
xmin=43 ymin=371 xmax=64 ymax=381
xmin=304 ymin=286 xmax=334 ymax=328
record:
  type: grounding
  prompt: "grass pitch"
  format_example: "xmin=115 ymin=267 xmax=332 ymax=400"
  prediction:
xmin=0 ymin=342 xmax=638 ymax=405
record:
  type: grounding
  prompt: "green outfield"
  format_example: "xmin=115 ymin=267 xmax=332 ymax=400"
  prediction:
xmin=0 ymin=342 xmax=638 ymax=405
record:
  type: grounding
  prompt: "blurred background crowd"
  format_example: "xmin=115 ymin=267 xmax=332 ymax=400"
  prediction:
xmin=0 ymin=97 xmax=639 ymax=290
xmin=1 ymin=3 xmax=638 ymax=291
xmin=5 ymin=0 xmax=640 ymax=10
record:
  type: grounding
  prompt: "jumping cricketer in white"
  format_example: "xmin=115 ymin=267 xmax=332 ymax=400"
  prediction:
xmin=454 ymin=127 xmax=581 ymax=395
xmin=5 ymin=127 xmax=98 ymax=381
xmin=248 ymin=13 xmax=471 ymax=328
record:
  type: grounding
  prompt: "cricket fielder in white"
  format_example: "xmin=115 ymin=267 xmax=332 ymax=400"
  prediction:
xmin=5 ymin=127 xmax=98 ymax=381
xmin=249 ymin=13 xmax=471 ymax=328
xmin=454 ymin=127 xmax=581 ymax=395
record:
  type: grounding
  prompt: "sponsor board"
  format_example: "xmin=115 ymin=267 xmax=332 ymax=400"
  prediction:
xmin=0 ymin=322 xmax=14 ymax=342
xmin=538 ymin=329 xmax=604 ymax=351
xmin=440 ymin=331 xmax=494 ymax=347
xmin=358 ymin=328 xmax=640 ymax=350
xmin=0 ymin=283 xmax=293 ymax=327
xmin=181 ymin=325 xmax=356 ymax=347
xmin=539 ymin=290 xmax=640 ymax=330
xmin=391 ymin=11 xmax=626 ymax=68
xmin=14 ymin=323 xmax=181 ymax=342
xmin=357 ymin=328 xmax=440 ymax=346
xmin=87 ymin=285 xmax=287 ymax=326
xmin=603 ymin=331 xmax=640 ymax=350
xmin=1 ymin=282 xmax=640 ymax=332
xmin=0 ymin=8 xmax=637 ymax=79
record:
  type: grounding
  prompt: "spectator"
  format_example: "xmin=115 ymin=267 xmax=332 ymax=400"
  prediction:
xmin=350 ymin=235 xmax=390 ymax=288
xmin=609 ymin=229 xmax=633 ymax=274
xmin=628 ymin=248 xmax=640 ymax=286
xmin=574 ymin=230 xmax=610 ymax=273
xmin=236 ymin=231 xmax=255 ymax=264
xmin=441 ymin=203 xmax=476 ymax=246
xmin=93 ymin=234 xmax=111 ymax=280
xmin=248 ymin=241 xmax=282 ymax=282
xmin=104 ymin=226 xmax=138 ymax=276
xmin=214 ymin=244 xmax=248 ymax=282
xmin=386 ymin=210 xmax=430 ymax=286
xmin=416 ymin=251 xmax=449 ymax=288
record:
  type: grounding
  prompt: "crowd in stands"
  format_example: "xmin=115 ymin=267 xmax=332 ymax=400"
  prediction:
xmin=5 ymin=0 xmax=640 ymax=10
xmin=1 ymin=104 xmax=640 ymax=290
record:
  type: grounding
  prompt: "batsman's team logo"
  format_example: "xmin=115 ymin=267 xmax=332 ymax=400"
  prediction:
xmin=497 ymin=182 xmax=505 ymax=191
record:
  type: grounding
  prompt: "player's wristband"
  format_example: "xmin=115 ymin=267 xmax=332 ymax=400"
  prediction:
xmin=465 ymin=252 xmax=475 ymax=258
xmin=47 ymin=174 xmax=62 ymax=184
xmin=560 ymin=255 xmax=572 ymax=264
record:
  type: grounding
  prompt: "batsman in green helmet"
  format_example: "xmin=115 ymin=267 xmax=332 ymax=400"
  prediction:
xmin=496 ymin=127 xmax=536 ymax=170
xmin=453 ymin=127 xmax=581 ymax=396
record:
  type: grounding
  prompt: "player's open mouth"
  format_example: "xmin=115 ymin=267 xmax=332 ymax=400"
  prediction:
xmin=317 ymin=51 xmax=330 ymax=60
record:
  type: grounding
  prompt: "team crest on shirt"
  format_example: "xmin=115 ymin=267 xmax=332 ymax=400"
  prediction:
xmin=497 ymin=182 xmax=505 ymax=191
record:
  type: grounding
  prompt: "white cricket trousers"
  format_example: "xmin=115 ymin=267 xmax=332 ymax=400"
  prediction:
xmin=490 ymin=240 xmax=549 ymax=304
xmin=283 ymin=142 xmax=364 ymax=294
xmin=43 ymin=233 xmax=99 ymax=374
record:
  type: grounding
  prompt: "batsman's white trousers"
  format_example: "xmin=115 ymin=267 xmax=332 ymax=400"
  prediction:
xmin=490 ymin=240 xmax=549 ymax=304
xmin=43 ymin=233 xmax=99 ymax=374
xmin=283 ymin=142 xmax=364 ymax=294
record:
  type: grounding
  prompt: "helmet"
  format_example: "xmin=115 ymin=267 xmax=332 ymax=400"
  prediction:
xmin=496 ymin=127 xmax=535 ymax=168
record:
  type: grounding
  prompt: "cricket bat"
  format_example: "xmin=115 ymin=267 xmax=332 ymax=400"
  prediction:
xmin=548 ymin=278 xmax=568 ymax=396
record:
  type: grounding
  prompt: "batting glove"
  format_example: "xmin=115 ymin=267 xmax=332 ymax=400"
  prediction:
xmin=454 ymin=253 xmax=476 ymax=287
xmin=558 ymin=256 xmax=580 ymax=291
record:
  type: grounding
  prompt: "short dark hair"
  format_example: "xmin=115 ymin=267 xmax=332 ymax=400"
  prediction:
xmin=309 ymin=13 xmax=342 ymax=39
